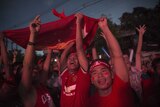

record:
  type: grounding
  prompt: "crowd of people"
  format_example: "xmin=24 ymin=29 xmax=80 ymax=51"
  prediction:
xmin=0 ymin=13 xmax=160 ymax=107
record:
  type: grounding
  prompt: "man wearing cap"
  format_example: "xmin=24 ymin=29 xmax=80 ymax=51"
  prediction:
xmin=89 ymin=17 xmax=136 ymax=107
xmin=59 ymin=13 xmax=90 ymax=107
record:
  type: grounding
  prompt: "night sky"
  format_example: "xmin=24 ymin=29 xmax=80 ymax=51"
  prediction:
xmin=0 ymin=0 xmax=158 ymax=31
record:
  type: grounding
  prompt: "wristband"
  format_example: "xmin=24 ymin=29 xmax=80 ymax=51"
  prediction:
xmin=28 ymin=41 xmax=35 ymax=46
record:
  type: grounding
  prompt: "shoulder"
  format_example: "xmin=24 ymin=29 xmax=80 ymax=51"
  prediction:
xmin=113 ymin=75 xmax=130 ymax=89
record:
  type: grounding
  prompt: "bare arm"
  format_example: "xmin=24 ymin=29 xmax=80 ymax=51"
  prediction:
xmin=92 ymin=46 xmax=98 ymax=60
xmin=135 ymin=25 xmax=146 ymax=71
xmin=100 ymin=32 xmax=113 ymax=65
xmin=41 ymin=49 xmax=52 ymax=85
xmin=75 ymin=13 xmax=88 ymax=71
xmin=0 ymin=33 xmax=10 ymax=79
xmin=12 ymin=49 xmax=18 ymax=64
xmin=21 ymin=16 xmax=41 ymax=90
xmin=99 ymin=18 xmax=128 ymax=82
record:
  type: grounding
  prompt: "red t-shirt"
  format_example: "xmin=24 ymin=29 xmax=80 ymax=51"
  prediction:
xmin=35 ymin=86 xmax=54 ymax=107
xmin=60 ymin=68 xmax=90 ymax=107
xmin=89 ymin=75 xmax=135 ymax=107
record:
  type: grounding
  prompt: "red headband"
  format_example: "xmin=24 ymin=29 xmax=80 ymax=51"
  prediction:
xmin=89 ymin=60 xmax=111 ymax=73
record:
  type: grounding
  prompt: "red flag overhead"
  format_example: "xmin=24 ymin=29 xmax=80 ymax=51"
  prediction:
xmin=2 ymin=11 xmax=98 ymax=50
xmin=52 ymin=9 xmax=66 ymax=19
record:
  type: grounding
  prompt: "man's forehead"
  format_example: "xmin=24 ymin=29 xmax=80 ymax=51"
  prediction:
xmin=68 ymin=52 xmax=77 ymax=57
xmin=94 ymin=65 xmax=109 ymax=69
xmin=91 ymin=65 xmax=110 ymax=73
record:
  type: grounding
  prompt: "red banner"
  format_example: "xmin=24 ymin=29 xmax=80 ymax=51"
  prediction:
xmin=2 ymin=12 xmax=98 ymax=50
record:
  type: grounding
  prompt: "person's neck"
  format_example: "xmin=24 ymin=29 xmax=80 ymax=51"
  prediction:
xmin=69 ymin=68 xmax=79 ymax=74
xmin=68 ymin=68 xmax=79 ymax=74
xmin=98 ymin=86 xmax=112 ymax=97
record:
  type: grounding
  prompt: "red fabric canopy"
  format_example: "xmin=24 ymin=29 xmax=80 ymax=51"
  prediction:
xmin=2 ymin=12 xmax=98 ymax=50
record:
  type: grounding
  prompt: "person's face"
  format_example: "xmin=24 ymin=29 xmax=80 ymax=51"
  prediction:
xmin=32 ymin=66 xmax=41 ymax=84
xmin=53 ymin=62 xmax=59 ymax=71
xmin=13 ymin=65 xmax=22 ymax=75
xmin=91 ymin=65 xmax=113 ymax=90
xmin=67 ymin=53 xmax=79 ymax=71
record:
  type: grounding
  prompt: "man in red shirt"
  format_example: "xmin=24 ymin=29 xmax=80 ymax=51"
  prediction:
xmin=89 ymin=17 xmax=136 ymax=107
xmin=19 ymin=16 xmax=55 ymax=107
xmin=59 ymin=13 xmax=90 ymax=107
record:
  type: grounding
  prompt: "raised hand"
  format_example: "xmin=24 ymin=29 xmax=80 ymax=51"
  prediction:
xmin=12 ymin=49 xmax=18 ymax=57
xmin=75 ymin=13 xmax=83 ymax=24
xmin=98 ymin=17 xmax=108 ymax=29
xmin=136 ymin=25 xmax=146 ymax=36
xmin=29 ymin=15 xmax=41 ymax=33
xmin=135 ymin=25 xmax=146 ymax=71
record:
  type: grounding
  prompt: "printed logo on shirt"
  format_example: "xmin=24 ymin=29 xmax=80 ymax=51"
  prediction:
xmin=41 ymin=93 xmax=53 ymax=107
xmin=63 ymin=84 xmax=76 ymax=96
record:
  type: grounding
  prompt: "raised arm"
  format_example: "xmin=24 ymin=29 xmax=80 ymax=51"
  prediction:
xmin=12 ymin=49 xmax=18 ymax=64
xmin=41 ymin=49 xmax=52 ymax=85
xmin=100 ymin=32 xmax=113 ymax=64
xmin=0 ymin=33 xmax=10 ymax=79
xmin=135 ymin=25 xmax=146 ymax=71
xmin=98 ymin=17 xmax=128 ymax=82
xmin=60 ymin=41 xmax=75 ymax=72
xmin=21 ymin=15 xmax=41 ymax=90
xmin=75 ymin=13 xmax=88 ymax=71
xmin=92 ymin=46 xmax=98 ymax=60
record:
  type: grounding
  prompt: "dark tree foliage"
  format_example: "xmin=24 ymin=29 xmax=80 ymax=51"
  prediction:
xmin=119 ymin=1 xmax=160 ymax=45
xmin=118 ymin=1 xmax=160 ymax=52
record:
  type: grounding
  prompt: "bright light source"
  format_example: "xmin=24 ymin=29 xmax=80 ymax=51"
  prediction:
xmin=54 ymin=58 xmax=57 ymax=62
xmin=99 ymin=55 xmax=102 ymax=59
